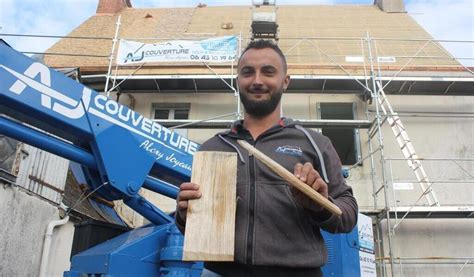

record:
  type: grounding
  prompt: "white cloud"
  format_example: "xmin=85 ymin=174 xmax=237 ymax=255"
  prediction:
xmin=0 ymin=0 xmax=96 ymax=54
xmin=405 ymin=0 xmax=474 ymax=66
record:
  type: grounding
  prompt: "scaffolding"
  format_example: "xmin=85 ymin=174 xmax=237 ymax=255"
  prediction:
xmin=359 ymin=36 xmax=474 ymax=277
xmin=2 ymin=30 xmax=474 ymax=276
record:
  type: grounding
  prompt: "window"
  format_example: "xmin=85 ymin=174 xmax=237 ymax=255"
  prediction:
xmin=319 ymin=103 xmax=361 ymax=166
xmin=153 ymin=107 xmax=189 ymax=120
xmin=152 ymin=103 xmax=190 ymax=137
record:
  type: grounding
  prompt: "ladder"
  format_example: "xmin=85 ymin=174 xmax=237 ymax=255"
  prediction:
xmin=375 ymin=81 xmax=440 ymax=207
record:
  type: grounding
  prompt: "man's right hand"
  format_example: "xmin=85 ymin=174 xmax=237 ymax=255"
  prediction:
xmin=176 ymin=182 xmax=202 ymax=223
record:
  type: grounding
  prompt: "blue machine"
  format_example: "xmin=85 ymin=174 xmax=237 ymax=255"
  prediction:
xmin=321 ymin=224 xmax=362 ymax=277
xmin=0 ymin=40 xmax=368 ymax=276
xmin=0 ymin=39 xmax=200 ymax=276
xmin=322 ymin=213 xmax=376 ymax=277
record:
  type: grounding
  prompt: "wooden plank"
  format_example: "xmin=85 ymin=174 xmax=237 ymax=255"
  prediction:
xmin=237 ymin=140 xmax=342 ymax=217
xmin=183 ymin=151 xmax=237 ymax=261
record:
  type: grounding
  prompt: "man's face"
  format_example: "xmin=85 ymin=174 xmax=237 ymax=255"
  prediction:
xmin=237 ymin=47 xmax=290 ymax=118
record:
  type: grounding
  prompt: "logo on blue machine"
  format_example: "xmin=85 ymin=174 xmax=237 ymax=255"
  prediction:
xmin=275 ymin=145 xmax=303 ymax=157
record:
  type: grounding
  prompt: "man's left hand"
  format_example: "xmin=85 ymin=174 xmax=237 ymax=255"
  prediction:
xmin=292 ymin=162 xmax=329 ymax=212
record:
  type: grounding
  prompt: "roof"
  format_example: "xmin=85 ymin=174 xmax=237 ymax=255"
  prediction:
xmin=44 ymin=4 xmax=465 ymax=75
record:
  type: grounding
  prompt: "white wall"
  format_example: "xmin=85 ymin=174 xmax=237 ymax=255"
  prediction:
xmin=380 ymin=219 xmax=474 ymax=276
xmin=0 ymin=186 xmax=73 ymax=277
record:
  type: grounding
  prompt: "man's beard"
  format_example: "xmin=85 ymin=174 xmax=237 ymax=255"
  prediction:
xmin=240 ymin=88 xmax=283 ymax=118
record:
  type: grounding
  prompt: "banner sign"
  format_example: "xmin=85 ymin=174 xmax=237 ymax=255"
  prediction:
xmin=117 ymin=36 xmax=238 ymax=65
xmin=358 ymin=213 xmax=376 ymax=277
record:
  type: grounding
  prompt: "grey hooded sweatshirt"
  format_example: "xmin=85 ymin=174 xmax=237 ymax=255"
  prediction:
xmin=176 ymin=118 xmax=358 ymax=272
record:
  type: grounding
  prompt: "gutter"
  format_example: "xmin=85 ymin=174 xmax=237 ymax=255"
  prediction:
xmin=39 ymin=205 xmax=70 ymax=277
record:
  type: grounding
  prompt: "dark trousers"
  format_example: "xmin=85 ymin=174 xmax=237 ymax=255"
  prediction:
xmin=204 ymin=263 xmax=323 ymax=277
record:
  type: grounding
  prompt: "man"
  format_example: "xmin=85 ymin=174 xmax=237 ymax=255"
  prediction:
xmin=176 ymin=40 xmax=358 ymax=276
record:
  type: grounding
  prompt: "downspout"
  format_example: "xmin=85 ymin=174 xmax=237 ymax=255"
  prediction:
xmin=39 ymin=205 xmax=70 ymax=277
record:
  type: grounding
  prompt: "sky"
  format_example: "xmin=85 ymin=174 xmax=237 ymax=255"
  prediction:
xmin=0 ymin=0 xmax=473 ymax=65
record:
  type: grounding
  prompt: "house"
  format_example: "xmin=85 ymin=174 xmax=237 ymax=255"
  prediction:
xmin=1 ymin=0 xmax=472 ymax=275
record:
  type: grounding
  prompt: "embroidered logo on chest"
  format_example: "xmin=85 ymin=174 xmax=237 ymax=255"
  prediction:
xmin=275 ymin=145 xmax=303 ymax=157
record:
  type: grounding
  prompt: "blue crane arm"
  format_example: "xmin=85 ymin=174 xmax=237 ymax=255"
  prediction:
xmin=0 ymin=40 xmax=197 ymax=224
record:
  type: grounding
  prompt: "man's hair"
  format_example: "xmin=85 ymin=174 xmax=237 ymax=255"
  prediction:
xmin=239 ymin=40 xmax=287 ymax=73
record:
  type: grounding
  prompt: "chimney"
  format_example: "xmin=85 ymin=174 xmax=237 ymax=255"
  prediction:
xmin=96 ymin=0 xmax=132 ymax=14
xmin=375 ymin=0 xmax=405 ymax=13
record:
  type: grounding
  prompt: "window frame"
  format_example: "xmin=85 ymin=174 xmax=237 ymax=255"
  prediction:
xmin=151 ymin=103 xmax=191 ymax=137
xmin=317 ymin=102 xmax=362 ymax=166
xmin=152 ymin=103 xmax=190 ymax=120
